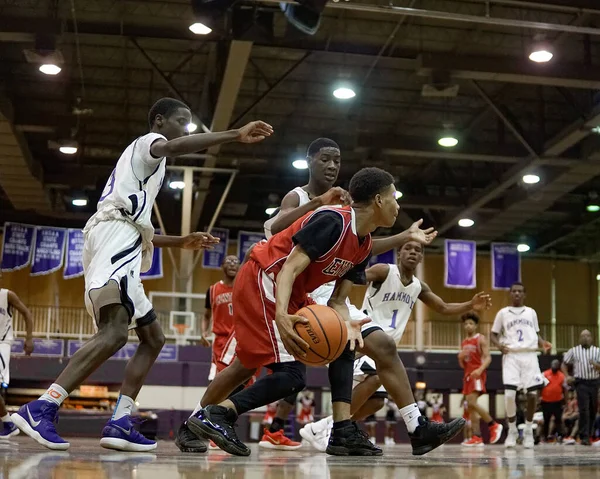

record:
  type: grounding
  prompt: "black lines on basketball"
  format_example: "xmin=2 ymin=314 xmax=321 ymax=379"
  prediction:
xmin=329 ymin=308 xmax=346 ymax=361
xmin=306 ymin=305 xmax=332 ymax=359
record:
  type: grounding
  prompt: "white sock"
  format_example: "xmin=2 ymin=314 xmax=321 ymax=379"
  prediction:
xmin=508 ymin=422 xmax=518 ymax=432
xmin=1 ymin=414 xmax=11 ymax=422
xmin=525 ymin=421 xmax=533 ymax=430
xmin=399 ymin=403 xmax=421 ymax=433
xmin=39 ymin=383 xmax=68 ymax=406
xmin=112 ymin=394 xmax=135 ymax=421
xmin=191 ymin=400 xmax=203 ymax=417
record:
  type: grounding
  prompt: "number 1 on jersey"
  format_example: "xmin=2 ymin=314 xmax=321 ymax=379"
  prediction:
xmin=389 ymin=309 xmax=398 ymax=329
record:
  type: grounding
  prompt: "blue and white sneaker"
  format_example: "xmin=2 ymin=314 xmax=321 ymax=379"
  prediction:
xmin=11 ymin=400 xmax=70 ymax=450
xmin=100 ymin=416 xmax=157 ymax=452
xmin=0 ymin=420 xmax=20 ymax=439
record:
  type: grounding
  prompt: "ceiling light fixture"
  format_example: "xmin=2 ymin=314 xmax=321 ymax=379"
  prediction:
xmin=187 ymin=123 xmax=198 ymax=133
xmin=292 ymin=159 xmax=308 ymax=170
xmin=72 ymin=198 xmax=87 ymax=207
xmin=265 ymin=207 xmax=277 ymax=216
xmin=189 ymin=22 xmax=212 ymax=35
xmin=438 ymin=136 xmax=458 ymax=148
xmin=39 ymin=63 xmax=61 ymax=75
xmin=333 ymin=87 xmax=356 ymax=100
xmin=517 ymin=243 xmax=530 ymax=253
xmin=522 ymin=174 xmax=540 ymax=184
xmin=394 ymin=191 xmax=403 ymax=200
xmin=458 ymin=218 xmax=474 ymax=228
xmin=169 ymin=180 xmax=185 ymax=190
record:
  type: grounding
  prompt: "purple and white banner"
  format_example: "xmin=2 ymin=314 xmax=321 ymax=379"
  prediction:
xmin=140 ymin=246 xmax=163 ymax=280
xmin=237 ymin=231 xmax=266 ymax=262
xmin=68 ymin=340 xmax=177 ymax=362
xmin=1 ymin=222 xmax=35 ymax=272
xmin=64 ymin=229 xmax=85 ymax=279
xmin=12 ymin=338 xmax=64 ymax=357
xmin=444 ymin=239 xmax=476 ymax=289
xmin=203 ymin=227 xmax=229 ymax=270
xmin=491 ymin=243 xmax=521 ymax=290
xmin=368 ymin=249 xmax=396 ymax=267
xmin=31 ymin=227 xmax=66 ymax=276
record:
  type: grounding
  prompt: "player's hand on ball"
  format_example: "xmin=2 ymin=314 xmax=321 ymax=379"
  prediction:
xmin=275 ymin=313 xmax=310 ymax=359
xmin=182 ymin=232 xmax=220 ymax=250
xmin=408 ymin=219 xmax=438 ymax=245
xmin=347 ymin=318 xmax=371 ymax=351
xmin=319 ymin=187 xmax=351 ymax=207
xmin=237 ymin=121 xmax=273 ymax=143
xmin=24 ymin=337 xmax=34 ymax=356
xmin=471 ymin=292 xmax=492 ymax=311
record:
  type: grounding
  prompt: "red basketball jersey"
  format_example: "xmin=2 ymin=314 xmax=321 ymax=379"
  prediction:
xmin=461 ymin=334 xmax=483 ymax=376
xmin=250 ymin=206 xmax=372 ymax=305
xmin=209 ymin=281 xmax=234 ymax=338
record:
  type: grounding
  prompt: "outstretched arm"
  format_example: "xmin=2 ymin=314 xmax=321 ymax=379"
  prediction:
xmin=418 ymin=281 xmax=492 ymax=315
xmin=371 ymin=219 xmax=437 ymax=256
xmin=152 ymin=232 xmax=219 ymax=249
xmin=8 ymin=290 xmax=34 ymax=355
xmin=365 ymin=263 xmax=390 ymax=284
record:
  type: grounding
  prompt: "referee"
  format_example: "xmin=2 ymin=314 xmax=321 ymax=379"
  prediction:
xmin=561 ymin=329 xmax=600 ymax=446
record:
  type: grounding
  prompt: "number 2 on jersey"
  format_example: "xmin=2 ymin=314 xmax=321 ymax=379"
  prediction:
xmin=517 ymin=329 xmax=524 ymax=342
xmin=389 ymin=309 xmax=398 ymax=329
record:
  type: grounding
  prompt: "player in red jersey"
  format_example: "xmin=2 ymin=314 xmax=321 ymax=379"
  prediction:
xmin=459 ymin=312 xmax=503 ymax=446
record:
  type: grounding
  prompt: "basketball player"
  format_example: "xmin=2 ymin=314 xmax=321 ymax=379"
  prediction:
xmin=0 ymin=287 xmax=34 ymax=438
xmin=459 ymin=312 xmax=503 ymax=446
xmin=490 ymin=282 xmax=552 ymax=449
xmin=12 ymin=97 xmax=273 ymax=451
xmin=176 ymin=255 xmax=241 ymax=452
xmin=189 ymin=167 xmax=460 ymax=457
xmin=300 ymin=240 xmax=490 ymax=453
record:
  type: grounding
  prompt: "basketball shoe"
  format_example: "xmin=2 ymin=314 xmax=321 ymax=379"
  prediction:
xmin=100 ymin=416 xmax=157 ymax=452
xmin=175 ymin=421 xmax=207 ymax=453
xmin=209 ymin=440 xmax=219 ymax=450
xmin=0 ymin=420 xmax=19 ymax=439
xmin=408 ymin=416 xmax=466 ymax=455
xmin=489 ymin=423 xmax=504 ymax=444
xmin=187 ymin=405 xmax=250 ymax=456
xmin=299 ymin=417 xmax=333 ymax=452
xmin=462 ymin=435 xmax=484 ymax=447
xmin=259 ymin=428 xmax=302 ymax=450
xmin=326 ymin=422 xmax=383 ymax=456
xmin=523 ymin=425 xmax=534 ymax=449
xmin=505 ymin=425 xmax=518 ymax=448
xmin=11 ymin=400 xmax=70 ymax=450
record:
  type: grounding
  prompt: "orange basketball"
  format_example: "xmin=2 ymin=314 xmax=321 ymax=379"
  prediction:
xmin=294 ymin=304 xmax=348 ymax=366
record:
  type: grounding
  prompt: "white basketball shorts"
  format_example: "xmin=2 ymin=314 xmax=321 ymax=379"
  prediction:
xmin=0 ymin=342 xmax=11 ymax=385
xmin=502 ymin=352 xmax=546 ymax=391
xmin=353 ymin=354 xmax=387 ymax=397
xmin=83 ymin=220 xmax=155 ymax=330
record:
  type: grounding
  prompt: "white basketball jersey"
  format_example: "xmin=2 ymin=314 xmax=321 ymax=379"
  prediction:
xmin=264 ymin=186 xmax=335 ymax=305
xmin=492 ymin=306 xmax=539 ymax=350
xmin=88 ymin=133 xmax=166 ymax=239
xmin=361 ymin=264 xmax=421 ymax=344
xmin=0 ymin=289 xmax=13 ymax=342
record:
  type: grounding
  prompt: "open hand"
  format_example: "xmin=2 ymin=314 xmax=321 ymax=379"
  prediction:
xmin=469 ymin=368 xmax=483 ymax=379
xmin=275 ymin=313 xmax=310 ymax=359
xmin=542 ymin=341 xmax=552 ymax=354
xmin=199 ymin=336 xmax=211 ymax=347
xmin=24 ymin=337 xmax=34 ymax=356
xmin=471 ymin=292 xmax=492 ymax=311
xmin=408 ymin=219 xmax=438 ymax=245
xmin=237 ymin=121 xmax=274 ymax=144
xmin=347 ymin=318 xmax=371 ymax=351
xmin=319 ymin=187 xmax=351 ymax=207
xmin=181 ymin=232 xmax=220 ymax=250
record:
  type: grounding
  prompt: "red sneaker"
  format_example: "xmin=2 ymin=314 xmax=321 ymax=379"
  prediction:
xmin=489 ymin=423 xmax=504 ymax=444
xmin=209 ymin=440 xmax=219 ymax=450
xmin=462 ymin=436 xmax=484 ymax=447
xmin=258 ymin=428 xmax=302 ymax=450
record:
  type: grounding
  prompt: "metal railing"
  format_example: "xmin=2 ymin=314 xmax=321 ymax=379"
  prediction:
xmin=10 ymin=305 xmax=597 ymax=352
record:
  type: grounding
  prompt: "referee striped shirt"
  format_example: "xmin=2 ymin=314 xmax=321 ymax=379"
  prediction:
xmin=563 ymin=345 xmax=600 ymax=380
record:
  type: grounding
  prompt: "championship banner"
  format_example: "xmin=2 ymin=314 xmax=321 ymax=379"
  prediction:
xmin=202 ymin=227 xmax=229 ymax=269
xmin=1 ymin=222 xmax=35 ymax=272
xmin=237 ymin=231 xmax=266 ymax=262
xmin=140 ymin=246 xmax=163 ymax=280
xmin=444 ymin=239 xmax=476 ymax=289
xmin=64 ymin=229 xmax=85 ymax=279
xmin=11 ymin=339 xmax=64 ymax=357
xmin=31 ymin=227 xmax=67 ymax=276
xmin=368 ymin=249 xmax=396 ymax=267
xmin=491 ymin=243 xmax=521 ymax=290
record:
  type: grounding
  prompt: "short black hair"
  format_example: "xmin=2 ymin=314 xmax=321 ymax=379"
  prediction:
xmin=461 ymin=312 xmax=480 ymax=324
xmin=307 ymin=138 xmax=339 ymax=157
xmin=148 ymin=97 xmax=190 ymax=128
xmin=348 ymin=167 xmax=395 ymax=203
xmin=510 ymin=282 xmax=526 ymax=292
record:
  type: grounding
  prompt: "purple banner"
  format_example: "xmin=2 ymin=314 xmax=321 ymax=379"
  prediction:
xmin=12 ymin=339 xmax=64 ymax=357
xmin=64 ymin=229 xmax=84 ymax=279
xmin=10 ymin=339 xmax=24 ymax=355
xmin=491 ymin=243 xmax=521 ymax=290
xmin=368 ymin=249 xmax=396 ymax=267
xmin=140 ymin=246 xmax=163 ymax=280
xmin=237 ymin=230 xmax=266 ymax=262
xmin=1 ymin=223 xmax=35 ymax=272
xmin=31 ymin=227 xmax=66 ymax=276
xmin=68 ymin=340 xmax=177 ymax=362
xmin=202 ymin=227 xmax=229 ymax=269
xmin=444 ymin=240 xmax=476 ymax=289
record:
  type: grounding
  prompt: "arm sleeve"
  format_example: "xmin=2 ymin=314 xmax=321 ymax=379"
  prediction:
xmin=205 ymin=287 xmax=211 ymax=310
xmin=292 ymin=211 xmax=344 ymax=261
xmin=563 ymin=348 xmax=573 ymax=365
xmin=341 ymin=253 xmax=372 ymax=285
xmin=532 ymin=309 xmax=540 ymax=332
xmin=491 ymin=310 xmax=503 ymax=334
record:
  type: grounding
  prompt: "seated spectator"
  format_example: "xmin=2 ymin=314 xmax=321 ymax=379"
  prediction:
xmin=563 ymin=391 xmax=579 ymax=444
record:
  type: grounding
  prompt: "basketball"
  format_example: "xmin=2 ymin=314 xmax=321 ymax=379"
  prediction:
xmin=294 ymin=304 xmax=348 ymax=366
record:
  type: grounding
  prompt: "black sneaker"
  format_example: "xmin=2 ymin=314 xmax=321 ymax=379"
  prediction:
xmin=187 ymin=405 xmax=250 ymax=457
xmin=326 ymin=422 xmax=383 ymax=456
xmin=409 ymin=416 xmax=466 ymax=456
xmin=175 ymin=421 xmax=207 ymax=453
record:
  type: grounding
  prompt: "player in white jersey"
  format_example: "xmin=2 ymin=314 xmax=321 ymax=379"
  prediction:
xmin=12 ymin=97 xmax=273 ymax=452
xmin=0 ymin=286 xmax=33 ymax=438
xmin=490 ymin=282 xmax=552 ymax=449
xmin=301 ymin=240 xmax=492 ymax=452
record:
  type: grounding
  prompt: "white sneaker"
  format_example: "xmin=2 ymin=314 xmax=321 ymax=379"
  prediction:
xmin=505 ymin=428 xmax=518 ymax=448
xmin=523 ymin=428 xmax=534 ymax=449
xmin=299 ymin=423 xmax=329 ymax=452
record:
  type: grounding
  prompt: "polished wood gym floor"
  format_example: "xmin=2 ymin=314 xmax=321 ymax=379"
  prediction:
xmin=1 ymin=438 xmax=600 ymax=478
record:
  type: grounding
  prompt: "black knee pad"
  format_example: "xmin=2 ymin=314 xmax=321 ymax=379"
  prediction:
xmin=329 ymin=343 xmax=355 ymax=404
xmin=270 ymin=361 xmax=307 ymax=394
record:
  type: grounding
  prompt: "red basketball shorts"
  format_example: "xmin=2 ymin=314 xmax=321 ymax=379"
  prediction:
xmin=462 ymin=371 xmax=487 ymax=395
